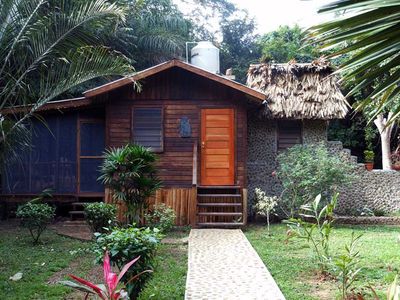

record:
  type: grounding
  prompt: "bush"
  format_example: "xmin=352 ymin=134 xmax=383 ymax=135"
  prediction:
xmin=16 ymin=202 xmax=55 ymax=244
xmin=144 ymin=203 xmax=176 ymax=233
xmin=99 ymin=144 xmax=162 ymax=224
xmin=276 ymin=144 xmax=356 ymax=218
xmin=84 ymin=202 xmax=117 ymax=233
xmin=93 ymin=225 xmax=162 ymax=298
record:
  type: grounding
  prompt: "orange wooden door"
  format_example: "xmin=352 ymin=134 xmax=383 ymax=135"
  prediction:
xmin=201 ymin=108 xmax=234 ymax=186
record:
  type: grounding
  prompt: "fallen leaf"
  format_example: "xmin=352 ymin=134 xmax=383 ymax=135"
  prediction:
xmin=9 ymin=272 xmax=23 ymax=281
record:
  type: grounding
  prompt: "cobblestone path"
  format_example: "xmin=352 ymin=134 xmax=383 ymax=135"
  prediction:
xmin=185 ymin=229 xmax=285 ymax=300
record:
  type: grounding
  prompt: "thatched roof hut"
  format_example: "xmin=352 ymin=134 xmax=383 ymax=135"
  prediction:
xmin=246 ymin=59 xmax=349 ymax=119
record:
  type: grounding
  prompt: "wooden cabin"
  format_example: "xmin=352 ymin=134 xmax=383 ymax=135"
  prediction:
xmin=1 ymin=59 xmax=348 ymax=227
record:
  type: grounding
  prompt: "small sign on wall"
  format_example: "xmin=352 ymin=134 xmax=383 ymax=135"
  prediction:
xmin=179 ymin=117 xmax=191 ymax=138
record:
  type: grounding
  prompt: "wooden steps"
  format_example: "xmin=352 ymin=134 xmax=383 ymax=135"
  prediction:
xmin=69 ymin=202 xmax=87 ymax=220
xmin=195 ymin=186 xmax=244 ymax=228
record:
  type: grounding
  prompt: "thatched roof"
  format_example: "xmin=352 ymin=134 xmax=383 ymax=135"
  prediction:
xmin=246 ymin=59 xmax=349 ymax=119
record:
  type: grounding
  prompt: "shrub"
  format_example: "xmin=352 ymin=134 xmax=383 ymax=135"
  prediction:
xmin=254 ymin=188 xmax=278 ymax=234
xmin=99 ymin=144 xmax=162 ymax=224
xmin=93 ymin=225 xmax=162 ymax=298
xmin=16 ymin=202 xmax=55 ymax=244
xmin=276 ymin=143 xmax=356 ymax=218
xmin=144 ymin=203 xmax=176 ymax=233
xmin=84 ymin=202 xmax=117 ymax=233
xmin=364 ymin=150 xmax=374 ymax=163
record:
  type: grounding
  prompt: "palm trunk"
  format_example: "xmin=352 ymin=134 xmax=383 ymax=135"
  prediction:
xmin=373 ymin=113 xmax=394 ymax=170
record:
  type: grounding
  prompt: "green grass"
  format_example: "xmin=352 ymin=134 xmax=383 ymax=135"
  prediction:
xmin=0 ymin=225 xmax=93 ymax=299
xmin=245 ymin=224 xmax=400 ymax=300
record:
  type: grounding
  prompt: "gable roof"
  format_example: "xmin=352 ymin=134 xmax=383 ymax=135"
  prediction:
xmin=247 ymin=59 xmax=349 ymax=119
xmin=84 ymin=59 xmax=266 ymax=101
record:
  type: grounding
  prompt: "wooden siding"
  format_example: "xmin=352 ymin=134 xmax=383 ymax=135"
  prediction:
xmin=105 ymin=67 xmax=249 ymax=188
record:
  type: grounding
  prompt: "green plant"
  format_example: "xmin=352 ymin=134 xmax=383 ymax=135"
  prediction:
xmin=364 ymin=150 xmax=375 ymax=163
xmin=60 ymin=251 xmax=150 ymax=300
xmin=84 ymin=202 xmax=117 ymax=233
xmin=99 ymin=144 xmax=162 ymax=224
xmin=93 ymin=225 xmax=162 ymax=298
xmin=144 ymin=203 xmax=176 ymax=233
xmin=254 ymin=188 xmax=278 ymax=234
xmin=285 ymin=193 xmax=338 ymax=272
xmin=16 ymin=202 xmax=55 ymax=244
xmin=276 ymin=144 xmax=356 ymax=218
xmin=332 ymin=232 xmax=363 ymax=300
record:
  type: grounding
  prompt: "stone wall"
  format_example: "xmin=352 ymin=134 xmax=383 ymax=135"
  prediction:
xmin=247 ymin=115 xmax=400 ymax=215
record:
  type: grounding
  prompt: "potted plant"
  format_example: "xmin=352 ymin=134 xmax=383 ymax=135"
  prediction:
xmin=391 ymin=150 xmax=400 ymax=171
xmin=364 ymin=150 xmax=374 ymax=171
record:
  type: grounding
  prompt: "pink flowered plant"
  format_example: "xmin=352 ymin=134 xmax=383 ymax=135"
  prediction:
xmin=60 ymin=252 xmax=150 ymax=300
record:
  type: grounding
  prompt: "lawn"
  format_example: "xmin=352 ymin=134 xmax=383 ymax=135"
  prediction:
xmin=0 ymin=222 xmax=188 ymax=299
xmin=245 ymin=224 xmax=400 ymax=300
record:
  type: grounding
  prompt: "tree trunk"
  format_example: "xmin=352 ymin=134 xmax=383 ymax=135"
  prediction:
xmin=373 ymin=112 xmax=394 ymax=170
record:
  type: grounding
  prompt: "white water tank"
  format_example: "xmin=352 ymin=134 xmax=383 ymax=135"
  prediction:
xmin=191 ymin=41 xmax=220 ymax=74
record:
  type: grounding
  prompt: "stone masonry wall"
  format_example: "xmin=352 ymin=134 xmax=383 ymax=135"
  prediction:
xmin=247 ymin=115 xmax=400 ymax=216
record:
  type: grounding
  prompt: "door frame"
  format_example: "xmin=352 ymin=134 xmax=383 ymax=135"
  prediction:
xmin=200 ymin=108 xmax=235 ymax=186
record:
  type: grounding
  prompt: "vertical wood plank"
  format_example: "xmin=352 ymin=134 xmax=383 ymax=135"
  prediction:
xmin=242 ymin=188 xmax=248 ymax=225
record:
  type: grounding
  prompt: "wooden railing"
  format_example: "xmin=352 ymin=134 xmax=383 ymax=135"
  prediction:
xmin=192 ymin=140 xmax=198 ymax=187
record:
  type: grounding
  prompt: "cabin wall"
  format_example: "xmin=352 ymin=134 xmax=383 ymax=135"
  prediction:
xmin=247 ymin=114 xmax=328 ymax=214
xmin=105 ymin=67 xmax=248 ymax=188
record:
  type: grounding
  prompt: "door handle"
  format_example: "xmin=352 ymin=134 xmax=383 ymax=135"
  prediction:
xmin=201 ymin=141 xmax=205 ymax=149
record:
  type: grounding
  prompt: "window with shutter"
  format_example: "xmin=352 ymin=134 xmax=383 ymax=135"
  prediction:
xmin=278 ymin=120 xmax=302 ymax=150
xmin=132 ymin=107 xmax=163 ymax=152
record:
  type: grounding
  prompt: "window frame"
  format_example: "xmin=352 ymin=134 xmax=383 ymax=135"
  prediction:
xmin=131 ymin=106 xmax=164 ymax=153
xmin=277 ymin=120 xmax=303 ymax=151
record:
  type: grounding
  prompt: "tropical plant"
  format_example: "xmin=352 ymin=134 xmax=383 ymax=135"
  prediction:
xmin=84 ymin=202 xmax=117 ymax=233
xmin=16 ymin=202 xmax=55 ymax=244
xmin=364 ymin=150 xmax=375 ymax=163
xmin=286 ymin=194 xmax=338 ymax=272
xmin=276 ymin=144 xmax=356 ymax=218
xmin=99 ymin=144 xmax=162 ymax=223
xmin=93 ymin=225 xmax=162 ymax=298
xmin=144 ymin=203 xmax=176 ymax=233
xmin=254 ymin=188 xmax=278 ymax=234
xmin=332 ymin=232 xmax=363 ymax=300
xmin=308 ymin=0 xmax=400 ymax=123
xmin=0 ymin=0 xmax=134 ymax=162
xmin=60 ymin=251 xmax=150 ymax=300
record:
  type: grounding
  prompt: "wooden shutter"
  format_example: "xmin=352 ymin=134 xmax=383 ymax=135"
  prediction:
xmin=132 ymin=107 xmax=163 ymax=152
xmin=278 ymin=120 xmax=302 ymax=150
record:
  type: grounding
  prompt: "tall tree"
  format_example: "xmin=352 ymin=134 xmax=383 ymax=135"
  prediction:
xmin=0 ymin=0 xmax=134 ymax=160
xmin=308 ymin=0 xmax=400 ymax=123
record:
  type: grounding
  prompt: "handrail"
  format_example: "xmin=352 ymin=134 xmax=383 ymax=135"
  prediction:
xmin=192 ymin=140 xmax=198 ymax=186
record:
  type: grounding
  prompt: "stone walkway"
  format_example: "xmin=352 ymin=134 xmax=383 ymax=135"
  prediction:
xmin=185 ymin=229 xmax=285 ymax=300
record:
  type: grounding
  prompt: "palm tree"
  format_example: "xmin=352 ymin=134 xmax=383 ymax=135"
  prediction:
xmin=0 ymin=0 xmax=135 ymax=160
xmin=308 ymin=0 xmax=400 ymax=122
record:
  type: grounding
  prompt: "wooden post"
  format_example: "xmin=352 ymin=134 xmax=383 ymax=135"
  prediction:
xmin=190 ymin=187 xmax=197 ymax=227
xmin=242 ymin=188 xmax=248 ymax=225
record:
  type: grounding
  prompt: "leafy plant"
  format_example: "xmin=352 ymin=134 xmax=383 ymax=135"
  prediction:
xmin=364 ymin=150 xmax=375 ymax=163
xmin=144 ymin=203 xmax=176 ymax=233
xmin=254 ymin=188 xmax=278 ymax=234
xmin=60 ymin=251 xmax=150 ymax=300
xmin=99 ymin=144 xmax=162 ymax=224
xmin=16 ymin=202 xmax=55 ymax=244
xmin=276 ymin=144 xmax=356 ymax=218
xmin=332 ymin=232 xmax=363 ymax=300
xmin=93 ymin=225 xmax=162 ymax=298
xmin=285 ymin=193 xmax=338 ymax=272
xmin=84 ymin=202 xmax=117 ymax=233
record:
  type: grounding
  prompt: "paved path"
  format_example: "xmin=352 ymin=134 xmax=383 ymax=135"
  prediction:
xmin=185 ymin=229 xmax=285 ymax=300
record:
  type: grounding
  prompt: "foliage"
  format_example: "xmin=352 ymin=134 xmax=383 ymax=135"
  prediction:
xmin=254 ymin=188 xmax=278 ymax=234
xmin=0 ymin=0 xmax=134 ymax=161
xmin=331 ymin=232 xmax=363 ymax=300
xmin=16 ymin=202 xmax=55 ymax=244
xmin=365 ymin=125 xmax=378 ymax=151
xmin=285 ymin=194 xmax=337 ymax=272
xmin=99 ymin=144 xmax=162 ymax=223
xmin=258 ymin=25 xmax=319 ymax=63
xmin=391 ymin=150 xmax=400 ymax=167
xmin=364 ymin=150 xmax=375 ymax=163
xmin=144 ymin=204 xmax=176 ymax=233
xmin=93 ymin=226 xmax=162 ymax=298
xmin=308 ymin=1 xmax=400 ymax=123
xmin=276 ymin=144 xmax=356 ymax=218
xmin=60 ymin=251 xmax=149 ymax=300
xmin=84 ymin=203 xmax=117 ymax=233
